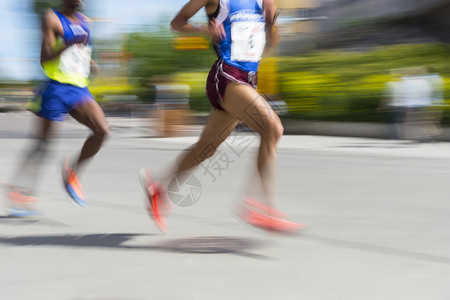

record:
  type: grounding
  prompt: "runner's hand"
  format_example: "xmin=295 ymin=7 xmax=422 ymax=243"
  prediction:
xmin=208 ymin=18 xmax=225 ymax=43
xmin=90 ymin=60 xmax=100 ymax=74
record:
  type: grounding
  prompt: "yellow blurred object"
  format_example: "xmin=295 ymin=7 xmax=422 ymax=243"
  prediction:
xmin=89 ymin=51 xmax=135 ymax=100
xmin=276 ymin=0 xmax=318 ymax=9
xmin=257 ymin=57 xmax=279 ymax=95
xmin=172 ymin=36 xmax=210 ymax=50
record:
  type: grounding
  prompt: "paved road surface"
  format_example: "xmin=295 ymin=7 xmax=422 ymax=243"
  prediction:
xmin=1 ymin=112 xmax=449 ymax=300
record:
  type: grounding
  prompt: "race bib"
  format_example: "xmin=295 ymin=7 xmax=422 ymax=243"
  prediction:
xmin=230 ymin=21 xmax=266 ymax=62
xmin=59 ymin=45 xmax=92 ymax=78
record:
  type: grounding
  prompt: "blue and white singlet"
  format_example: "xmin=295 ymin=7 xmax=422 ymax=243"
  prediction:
xmin=210 ymin=0 xmax=266 ymax=73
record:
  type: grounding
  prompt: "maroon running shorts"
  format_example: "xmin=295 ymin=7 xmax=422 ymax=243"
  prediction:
xmin=206 ymin=59 xmax=258 ymax=111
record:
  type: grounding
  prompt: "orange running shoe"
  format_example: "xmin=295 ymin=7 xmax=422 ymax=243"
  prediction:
xmin=238 ymin=198 xmax=306 ymax=233
xmin=61 ymin=159 xmax=87 ymax=208
xmin=4 ymin=184 xmax=39 ymax=217
xmin=139 ymin=169 xmax=172 ymax=233
xmin=244 ymin=197 xmax=286 ymax=218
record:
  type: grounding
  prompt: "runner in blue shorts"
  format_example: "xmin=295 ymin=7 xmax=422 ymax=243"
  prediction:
xmin=139 ymin=0 xmax=303 ymax=233
xmin=5 ymin=0 xmax=109 ymax=216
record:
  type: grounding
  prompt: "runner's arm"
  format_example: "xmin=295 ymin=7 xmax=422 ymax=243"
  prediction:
xmin=263 ymin=0 xmax=278 ymax=48
xmin=170 ymin=0 xmax=225 ymax=42
xmin=40 ymin=10 xmax=70 ymax=65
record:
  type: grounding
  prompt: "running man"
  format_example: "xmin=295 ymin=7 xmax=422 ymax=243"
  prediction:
xmin=4 ymin=0 xmax=109 ymax=216
xmin=140 ymin=0 xmax=302 ymax=233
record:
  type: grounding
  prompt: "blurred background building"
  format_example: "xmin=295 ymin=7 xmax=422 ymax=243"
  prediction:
xmin=276 ymin=0 xmax=324 ymax=54
xmin=275 ymin=0 xmax=450 ymax=54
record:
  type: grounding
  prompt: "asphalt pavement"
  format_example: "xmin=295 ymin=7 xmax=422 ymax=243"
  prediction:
xmin=1 ymin=112 xmax=449 ymax=300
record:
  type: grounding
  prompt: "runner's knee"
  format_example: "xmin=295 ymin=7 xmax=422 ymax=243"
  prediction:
xmin=276 ymin=121 xmax=284 ymax=140
xmin=92 ymin=123 xmax=110 ymax=138
xmin=260 ymin=119 xmax=283 ymax=143
xmin=270 ymin=121 xmax=284 ymax=143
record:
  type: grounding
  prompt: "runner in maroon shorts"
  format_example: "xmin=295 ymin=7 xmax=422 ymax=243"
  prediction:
xmin=139 ymin=0 xmax=303 ymax=233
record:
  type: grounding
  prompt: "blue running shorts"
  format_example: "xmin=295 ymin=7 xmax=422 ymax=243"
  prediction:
xmin=35 ymin=80 xmax=95 ymax=122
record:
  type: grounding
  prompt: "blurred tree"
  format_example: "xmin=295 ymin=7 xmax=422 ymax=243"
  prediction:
xmin=0 ymin=64 xmax=5 ymax=81
xmin=125 ymin=30 xmax=215 ymax=109
xmin=32 ymin=0 xmax=61 ymax=17
xmin=126 ymin=31 xmax=215 ymax=87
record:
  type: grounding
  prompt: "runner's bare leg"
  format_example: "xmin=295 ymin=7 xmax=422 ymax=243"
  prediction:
xmin=69 ymin=100 xmax=110 ymax=172
xmin=161 ymin=109 xmax=238 ymax=184
xmin=11 ymin=117 xmax=54 ymax=191
xmin=222 ymin=82 xmax=283 ymax=210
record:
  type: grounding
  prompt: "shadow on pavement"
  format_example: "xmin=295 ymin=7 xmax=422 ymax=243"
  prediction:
xmin=0 ymin=233 xmax=269 ymax=259
xmin=0 ymin=233 xmax=147 ymax=249
xmin=155 ymin=236 xmax=270 ymax=259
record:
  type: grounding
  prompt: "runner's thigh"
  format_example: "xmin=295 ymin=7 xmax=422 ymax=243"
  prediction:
xmin=197 ymin=109 xmax=239 ymax=149
xmin=70 ymin=100 xmax=110 ymax=135
xmin=222 ymin=82 xmax=282 ymax=136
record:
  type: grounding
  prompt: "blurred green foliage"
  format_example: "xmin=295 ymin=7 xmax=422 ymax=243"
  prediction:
xmin=123 ymin=34 xmax=450 ymax=122
xmin=279 ymin=44 xmax=450 ymax=76
xmin=173 ymin=72 xmax=210 ymax=111
xmin=101 ymin=34 xmax=450 ymax=123
xmin=32 ymin=0 xmax=71 ymax=16
xmin=125 ymin=31 xmax=216 ymax=110
xmin=126 ymin=31 xmax=215 ymax=86
xmin=278 ymin=43 xmax=450 ymax=122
